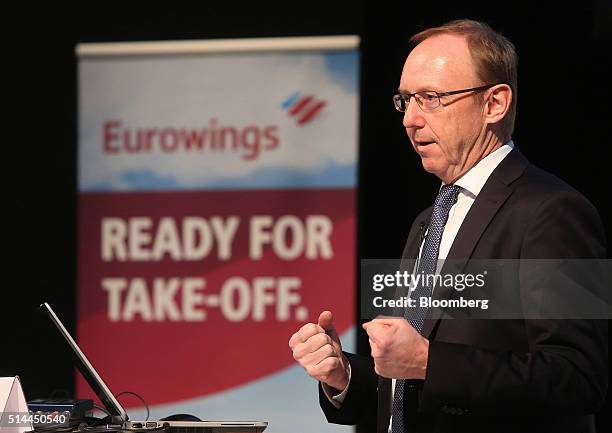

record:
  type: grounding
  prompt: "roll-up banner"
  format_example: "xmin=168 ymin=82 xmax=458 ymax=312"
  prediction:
xmin=76 ymin=36 xmax=359 ymax=432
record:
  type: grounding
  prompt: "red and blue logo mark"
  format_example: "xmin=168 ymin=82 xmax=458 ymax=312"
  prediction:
xmin=281 ymin=92 xmax=326 ymax=125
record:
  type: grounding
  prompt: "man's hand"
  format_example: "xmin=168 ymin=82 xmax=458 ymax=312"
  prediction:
xmin=289 ymin=311 xmax=350 ymax=392
xmin=362 ymin=317 xmax=429 ymax=380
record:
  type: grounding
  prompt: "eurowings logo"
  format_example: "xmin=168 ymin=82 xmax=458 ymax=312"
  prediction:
xmin=281 ymin=92 xmax=327 ymax=125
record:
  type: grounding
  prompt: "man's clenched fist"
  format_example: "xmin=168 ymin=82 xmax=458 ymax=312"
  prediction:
xmin=362 ymin=317 xmax=429 ymax=380
xmin=289 ymin=311 xmax=350 ymax=392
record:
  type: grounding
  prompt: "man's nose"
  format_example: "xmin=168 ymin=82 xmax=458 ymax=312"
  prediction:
xmin=402 ymin=99 xmax=426 ymax=130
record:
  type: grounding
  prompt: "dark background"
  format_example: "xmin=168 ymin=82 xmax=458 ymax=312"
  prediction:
xmin=5 ymin=1 xmax=611 ymax=431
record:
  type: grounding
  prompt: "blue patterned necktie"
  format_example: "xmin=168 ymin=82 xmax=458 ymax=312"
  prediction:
xmin=391 ymin=184 xmax=460 ymax=433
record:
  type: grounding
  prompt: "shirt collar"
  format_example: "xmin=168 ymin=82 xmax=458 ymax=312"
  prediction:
xmin=451 ymin=140 xmax=515 ymax=197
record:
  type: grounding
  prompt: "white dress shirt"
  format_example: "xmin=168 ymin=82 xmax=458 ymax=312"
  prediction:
xmin=322 ymin=141 xmax=515 ymax=431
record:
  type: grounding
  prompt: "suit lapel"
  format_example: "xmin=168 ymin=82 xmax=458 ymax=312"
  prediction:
xmin=402 ymin=209 xmax=432 ymax=261
xmin=421 ymin=148 xmax=530 ymax=337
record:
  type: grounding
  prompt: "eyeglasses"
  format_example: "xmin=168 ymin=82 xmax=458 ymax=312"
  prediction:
xmin=392 ymin=83 xmax=499 ymax=112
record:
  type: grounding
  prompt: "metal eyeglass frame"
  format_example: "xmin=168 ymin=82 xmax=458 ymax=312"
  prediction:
xmin=393 ymin=83 xmax=501 ymax=112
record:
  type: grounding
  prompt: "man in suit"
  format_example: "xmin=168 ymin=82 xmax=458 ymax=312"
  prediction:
xmin=288 ymin=19 xmax=608 ymax=432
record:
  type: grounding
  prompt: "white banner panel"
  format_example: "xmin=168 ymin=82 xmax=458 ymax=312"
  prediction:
xmin=77 ymin=36 xmax=359 ymax=433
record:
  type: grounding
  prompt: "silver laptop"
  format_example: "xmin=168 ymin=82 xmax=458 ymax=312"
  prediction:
xmin=40 ymin=302 xmax=267 ymax=432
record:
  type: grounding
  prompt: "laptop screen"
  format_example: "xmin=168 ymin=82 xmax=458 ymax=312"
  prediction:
xmin=40 ymin=302 xmax=129 ymax=423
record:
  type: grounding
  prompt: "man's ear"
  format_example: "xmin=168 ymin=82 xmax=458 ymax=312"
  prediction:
xmin=484 ymin=84 xmax=512 ymax=125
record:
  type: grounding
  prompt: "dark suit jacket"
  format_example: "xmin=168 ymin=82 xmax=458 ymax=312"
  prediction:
xmin=319 ymin=148 xmax=608 ymax=432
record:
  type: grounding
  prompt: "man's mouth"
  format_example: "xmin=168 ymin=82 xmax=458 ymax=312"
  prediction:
xmin=414 ymin=140 xmax=435 ymax=147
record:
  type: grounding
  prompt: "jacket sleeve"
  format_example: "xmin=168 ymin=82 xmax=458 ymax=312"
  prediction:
xmin=319 ymin=352 xmax=379 ymax=425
